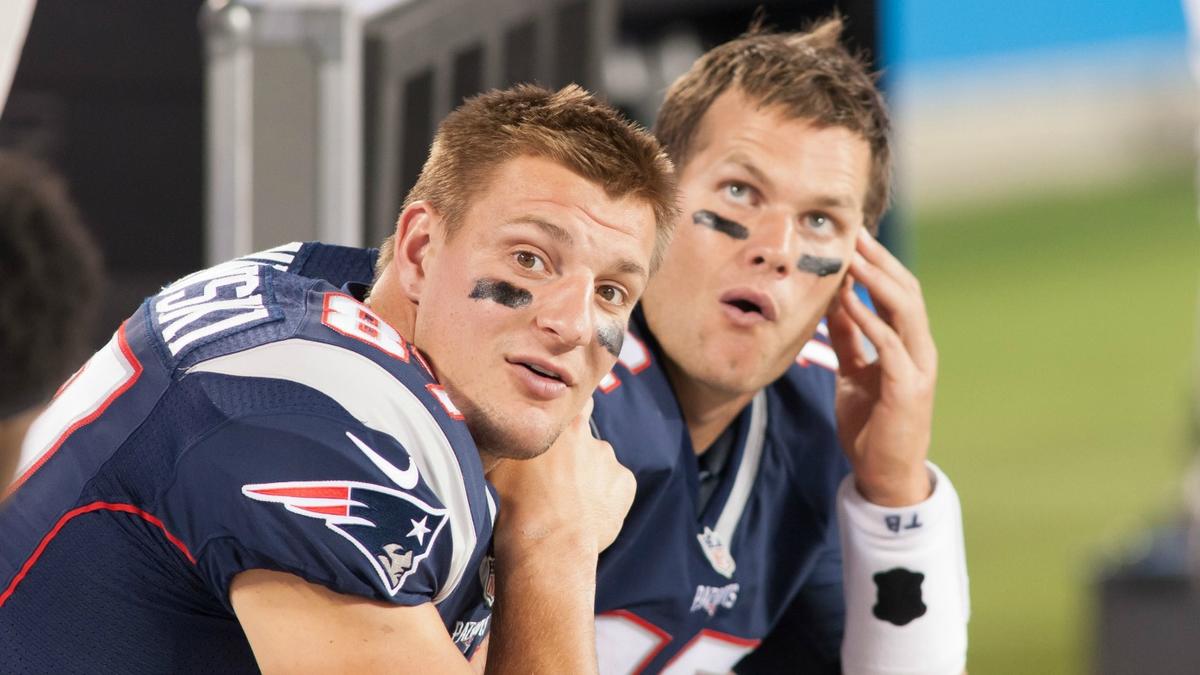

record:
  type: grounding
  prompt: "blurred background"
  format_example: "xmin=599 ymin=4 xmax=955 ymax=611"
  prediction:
xmin=1 ymin=1 xmax=1197 ymax=672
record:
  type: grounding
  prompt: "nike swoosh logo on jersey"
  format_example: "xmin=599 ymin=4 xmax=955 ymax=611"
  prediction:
xmin=347 ymin=430 xmax=419 ymax=490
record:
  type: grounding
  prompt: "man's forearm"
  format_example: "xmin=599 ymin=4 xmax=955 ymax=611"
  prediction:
xmin=486 ymin=531 xmax=600 ymax=674
xmin=838 ymin=463 xmax=969 ymax=675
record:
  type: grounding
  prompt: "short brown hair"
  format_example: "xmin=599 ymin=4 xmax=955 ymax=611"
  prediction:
xmin=376 ymin=84 xmax=677 ymax=275
xmin=655 ymin=16 xmax=892 ymax=231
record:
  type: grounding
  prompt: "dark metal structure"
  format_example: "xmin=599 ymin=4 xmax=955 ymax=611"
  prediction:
xmin=0 ymin=0 xmax=882 ymax=339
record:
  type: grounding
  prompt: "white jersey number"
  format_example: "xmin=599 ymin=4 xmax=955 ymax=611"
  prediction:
xmin=596 ymin=611 xmax=758 ymax=675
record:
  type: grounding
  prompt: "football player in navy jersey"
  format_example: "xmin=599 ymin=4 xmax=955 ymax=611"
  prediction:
xmin=0 ymin=85 xmax=677 ymax=673
xmin=587 ymin=18 xmax=969 ymax=675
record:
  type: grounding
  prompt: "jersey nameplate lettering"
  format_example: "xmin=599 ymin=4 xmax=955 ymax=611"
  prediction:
xmin=153 ymin=260 xmax=271 ymax=356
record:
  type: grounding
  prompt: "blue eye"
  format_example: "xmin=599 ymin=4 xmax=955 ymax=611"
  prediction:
xmin=806 ymin=213 xmax=833 ymax=231
xmin=724 ymin=182 xmax=756 ymax=204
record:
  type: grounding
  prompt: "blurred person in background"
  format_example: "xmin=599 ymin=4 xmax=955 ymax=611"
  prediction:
xmin=0 ymin=85 xmax=676 ymax=673
xmin=0 ymin=150 xmax=102 ymax=487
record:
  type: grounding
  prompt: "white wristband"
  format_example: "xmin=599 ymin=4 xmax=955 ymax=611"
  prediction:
xmin=838 ymin=462 xmax=970 ymax=675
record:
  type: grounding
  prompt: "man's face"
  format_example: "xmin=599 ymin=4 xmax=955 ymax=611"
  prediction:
xmin=642 ymin=90 xmax=872 ymax=396
xmin=415 ymin=155 xmax=657 ymax=459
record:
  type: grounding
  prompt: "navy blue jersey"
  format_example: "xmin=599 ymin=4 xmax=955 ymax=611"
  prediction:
xmin=0 ymin=243 xmax=495 ymax=673
xmin=208 ymin=242 xmax=850 ymax=673
xmin=591 ymin=310 xmax=848 ymax=675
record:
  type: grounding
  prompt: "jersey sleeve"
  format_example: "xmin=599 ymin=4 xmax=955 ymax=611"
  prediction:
xmin=289 ymin=242 xmax=378 ymax=288
xmin=160 ymin=414 xmax=455 ymax=611
xmin=734 ymin=513 xmax=845 ymax=675
xmin=836 ymin=462 xmax=970 ymax=675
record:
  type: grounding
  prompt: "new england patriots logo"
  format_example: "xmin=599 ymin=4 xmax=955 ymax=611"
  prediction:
xmin=242 ymin=431 xmax=448 ymax=596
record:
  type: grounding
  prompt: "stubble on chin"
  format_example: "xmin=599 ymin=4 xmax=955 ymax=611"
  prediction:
xmin=458 ymin=398 xmax=558 ymax=462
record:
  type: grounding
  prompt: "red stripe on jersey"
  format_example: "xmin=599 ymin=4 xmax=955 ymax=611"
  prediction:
xmin=660 ymin=628 xmax=761 ymax=671
xmin=0 ymin=501 xmax=196 ymax=608
xmin=249 ymin=486 xmax=349 ymax=500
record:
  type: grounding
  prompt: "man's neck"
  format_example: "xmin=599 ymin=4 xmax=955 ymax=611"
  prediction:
xmin=364 ymin=271 xmax=418 ymax=349
xmin=661 ymin=357 xmax=756 ymax=455
xmin=366 ymin=271 xmax=505 ymax=472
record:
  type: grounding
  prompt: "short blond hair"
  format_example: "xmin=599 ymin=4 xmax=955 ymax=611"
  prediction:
xmin=376 ymin=84 xmax=677 ymax=276
xmin=656 ymin=16 xmax=892 ymax=232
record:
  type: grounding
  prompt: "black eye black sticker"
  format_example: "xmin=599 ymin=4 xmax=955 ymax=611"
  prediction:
xmin=596 ymin=323 xmax=624 ymax=358
xmin=797 ymin=254 xmax=843 ymax=277
xmin=693 ymin=210 xmax=749 ymax=240
xmin=469 ymin=279 xmax=532 ymax=309
xmin=872 ymin=568 xmax=927 ymax=626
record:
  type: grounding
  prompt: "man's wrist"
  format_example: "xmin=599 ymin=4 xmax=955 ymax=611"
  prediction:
xmin=494 ymin=516 xmax=599 ymax=561
xmin=854 ymin=466 xmax=933 ymax=507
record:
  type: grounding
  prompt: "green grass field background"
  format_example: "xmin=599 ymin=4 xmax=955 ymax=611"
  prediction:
xmin=911 ymin=168 xmax=1200 ymax=673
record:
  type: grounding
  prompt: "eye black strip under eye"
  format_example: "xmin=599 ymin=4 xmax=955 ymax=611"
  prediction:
xmin=469 ymin=279 xmax=532 ymax=308
xmin=596 ymin=323 xmax=624 ymax=358
xmin=693 ymin=209 xmax=749 ymax=240
xmin=797 ymin=254 xmax=843 ymax=277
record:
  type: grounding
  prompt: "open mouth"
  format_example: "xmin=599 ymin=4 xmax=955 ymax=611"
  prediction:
xmin=507 ymin=357 xmax=572 ymax=400
xmin=506 ymin=356 xmax=573 ymax=386
xmin=520 ymin=362 xmax=563 ymax=382
xmin=725 ymin=298 xmax=764 ymax=316
xmin=719 ymin=289 xmax=777 ymax=322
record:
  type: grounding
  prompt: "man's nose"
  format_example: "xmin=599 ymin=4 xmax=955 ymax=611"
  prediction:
xmin=742 ymin=210 xmax=795 ymax=278
xmin=534 ymin=274 xmax=593 ymax=349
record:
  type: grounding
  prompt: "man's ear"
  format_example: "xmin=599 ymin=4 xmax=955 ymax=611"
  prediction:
xmin=393 ymin=200 xmax=440 ymax=304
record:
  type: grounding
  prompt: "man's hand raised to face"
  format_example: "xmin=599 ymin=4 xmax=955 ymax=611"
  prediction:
xmin=484 ymin=396 xmax=636 ymax=674
xmin=826 ymin=230 xmax=938 ymax=507
xmin=489 ymin=397 xmax=635 ymax=555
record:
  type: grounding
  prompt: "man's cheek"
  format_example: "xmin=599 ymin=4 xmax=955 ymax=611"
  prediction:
xmin=797 ymin=254 xmax=844 ymax=277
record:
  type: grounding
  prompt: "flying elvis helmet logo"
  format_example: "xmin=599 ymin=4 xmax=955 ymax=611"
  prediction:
xmin=243 ymin=431 xmax=448 ymax=596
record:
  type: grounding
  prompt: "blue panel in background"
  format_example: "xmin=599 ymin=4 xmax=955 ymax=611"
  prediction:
xmin=882 ymin=0 xmax=1189 ymax=68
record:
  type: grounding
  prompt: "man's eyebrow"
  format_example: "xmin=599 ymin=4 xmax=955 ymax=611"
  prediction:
xmin=507 ymin=216 xmax=575 ymax=245
xmin=725 ymin=153 xmax=860 ymax=211
xmin=725 ymin=152 xmax=773 ymax=190
xmin=811 ymin=194 xmax=859 ymax=210
xmin=614 ymin=258 xmax=647 ymax=279
xmin=506 ymin=215 xmax=646 ymax=279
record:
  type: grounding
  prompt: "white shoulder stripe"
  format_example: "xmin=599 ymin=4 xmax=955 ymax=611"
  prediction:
xmin=243 ymin=252 xmax=294 ymax=265
xmin=188 ymin=338 xmax=475 ymax=604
